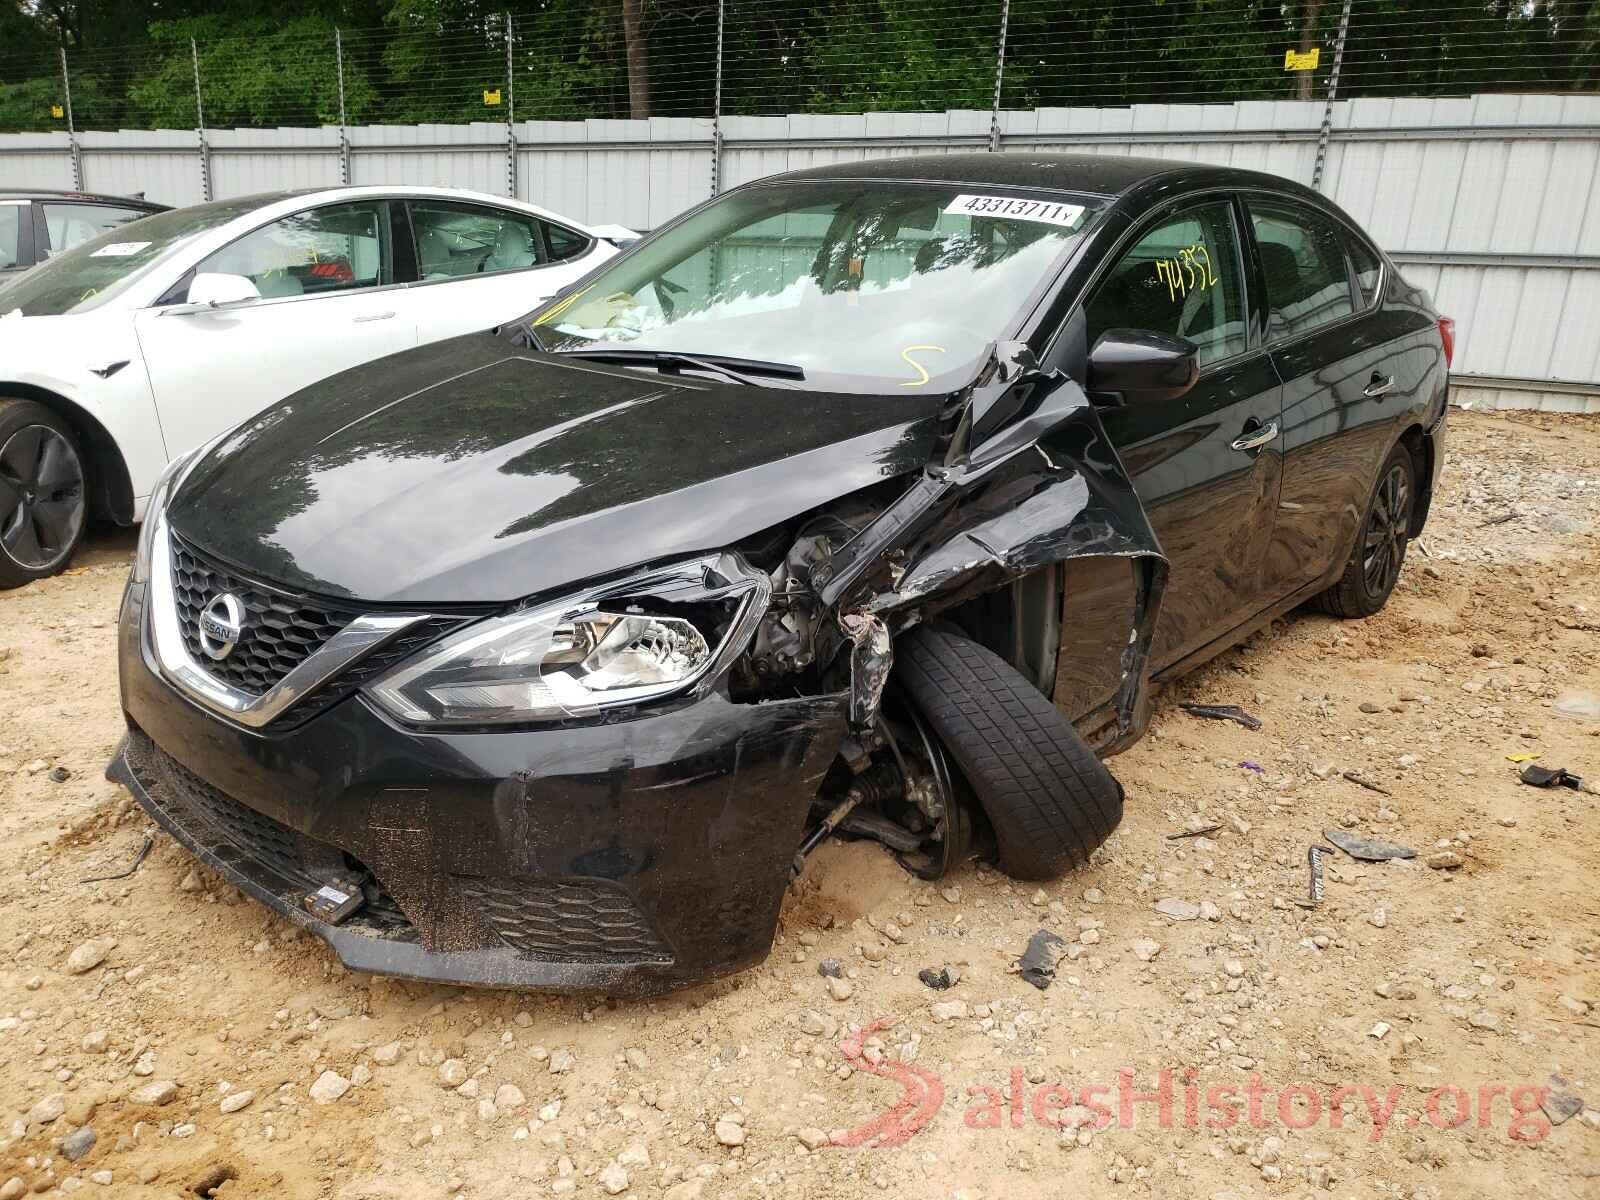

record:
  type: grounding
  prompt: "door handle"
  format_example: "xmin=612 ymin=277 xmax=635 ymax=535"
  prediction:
xmin=1230 ymin=420 xmax=1279 ymax=453
xmin=353 ymin=310 xmax=396 ymax=323
xmin=1363 ymin=373 xmax=1394 ymax=398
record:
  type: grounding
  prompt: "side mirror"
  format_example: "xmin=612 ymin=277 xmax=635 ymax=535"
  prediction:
xmin=1087 ymin=329 xmax=1199 ymax=405
xmin=186 ymin=272 xmax=259 ymax=308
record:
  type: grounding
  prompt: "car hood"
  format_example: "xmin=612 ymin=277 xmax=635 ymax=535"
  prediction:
xmin=168 ymin=333 xmax=944 ymax=604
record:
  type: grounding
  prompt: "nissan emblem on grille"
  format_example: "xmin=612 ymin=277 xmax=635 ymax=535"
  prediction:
xmin=198 ymin=593 xmax=246 ymax=661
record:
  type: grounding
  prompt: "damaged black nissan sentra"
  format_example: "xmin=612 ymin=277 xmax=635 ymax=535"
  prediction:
xmin=110 ymin=154 xmax=1450 ymax=993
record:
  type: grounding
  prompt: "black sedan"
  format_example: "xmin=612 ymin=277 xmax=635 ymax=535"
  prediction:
xmin=0 ymin=189 xmax=167 ymax=277
xmin=110 ymin=154 xmax=1449 ymax=993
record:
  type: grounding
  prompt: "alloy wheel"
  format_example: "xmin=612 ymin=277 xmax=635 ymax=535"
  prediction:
xmin=1360 ymin=462 xmax=1411 ymax=599
xmin=0 ymin=424 xmax=85 ymax=571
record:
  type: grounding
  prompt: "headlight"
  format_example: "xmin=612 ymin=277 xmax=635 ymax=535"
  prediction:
xmin=365 ymin=552 xmax=770 ymax=726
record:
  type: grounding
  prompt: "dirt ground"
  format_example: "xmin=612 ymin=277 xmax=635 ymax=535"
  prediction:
xmin=1 ymin=406 xmax=1597 ymax=1200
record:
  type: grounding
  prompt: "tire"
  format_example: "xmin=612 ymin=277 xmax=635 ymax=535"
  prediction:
xmin=893 ymin=624 xmax=1123 ymax=881
xmin=1311 ymin=443 xmax=1415 ymax=619
xmin=0 ymin=399 xmax=89 ymax=589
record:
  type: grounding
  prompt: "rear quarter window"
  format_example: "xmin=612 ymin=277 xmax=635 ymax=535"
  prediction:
xmin=544 ymin=222 xmax=592 ymax=262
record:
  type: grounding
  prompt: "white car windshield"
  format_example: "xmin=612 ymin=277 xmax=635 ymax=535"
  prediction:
xmin=533 ymin=181 xmax=1103 ymax=392
xmin=0 ymin=195 xmax=277 ymax=318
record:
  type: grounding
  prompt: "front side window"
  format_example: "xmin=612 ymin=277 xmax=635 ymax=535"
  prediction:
xmin=42 ymin=202 xmax=148 ymax=257
xmin=1249 ymin=200 xmax=1355 ymax=340
xmin=534 ymin=182 xmax=1103 ymax=392
xmin=0 ymin=205 xmax=21 ymax=269
xmin=410 ymin=202 xmax=544 ymax=279
xmin=1084 ymin=202 xmax=1248 ymax=370
xmin=198 ymin=202 xmax=390 ymax=299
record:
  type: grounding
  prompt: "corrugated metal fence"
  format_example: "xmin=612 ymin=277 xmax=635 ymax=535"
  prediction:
xmin=3 ymin=92 xmax=1598 ymax=412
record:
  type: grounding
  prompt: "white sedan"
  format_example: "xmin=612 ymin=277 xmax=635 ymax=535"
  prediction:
xmin=0 ymin=185 xmax=631 ymax=587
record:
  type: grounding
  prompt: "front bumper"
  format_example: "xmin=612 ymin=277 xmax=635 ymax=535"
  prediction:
xmin=112 ymin=583 xmax=848 ymax=993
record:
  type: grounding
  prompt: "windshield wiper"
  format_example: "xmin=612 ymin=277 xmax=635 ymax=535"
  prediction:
xmin=556 ymin=347 xmax=805 ymax=388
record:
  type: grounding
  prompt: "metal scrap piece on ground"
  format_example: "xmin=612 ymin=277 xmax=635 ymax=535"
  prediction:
xmin=1179 ymin=702 xmax=1262 ymax=730
xmin=1519 ymin=763 xmax=1583 ymax=790
xmin=1323 ymin=829 xmax=1417 ymax=862
xmin=1015 ymin=930 xmax=1068 ymax=990
xmin=1341 ymin=769 xmax=1392 ymax=796
xmin=1293 ymin=845 xmax=1327 ymax=909
xmin=78 ymin=833 xmax=154 ymax=884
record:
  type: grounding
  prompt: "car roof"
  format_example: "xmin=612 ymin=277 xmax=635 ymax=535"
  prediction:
xmin=0 ymin=188 xmax=169 ymax=208
xmin=761 ymin=152 xmax=1318 ymax=202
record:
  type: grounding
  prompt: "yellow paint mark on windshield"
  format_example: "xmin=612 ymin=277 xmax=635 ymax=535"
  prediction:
xmin=532 ymin=285 xmax=592 ymax=327
xmin=898 ymin=344 xmax=946 ymax=387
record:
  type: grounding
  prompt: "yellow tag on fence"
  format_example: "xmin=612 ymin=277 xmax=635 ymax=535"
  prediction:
xmin=1284 ymin=48 xmax=1320 ymax=72
xmin=51 ymin=104 xmax=64 ymax=118
xmin=483 ymin=89 xmax=502 ymax=106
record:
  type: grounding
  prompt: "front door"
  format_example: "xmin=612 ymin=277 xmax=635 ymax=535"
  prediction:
xmin=132 ymin=200 xmax=415 ymax=462
xmin=1084 ymin=197 xmax=1283 ymax=670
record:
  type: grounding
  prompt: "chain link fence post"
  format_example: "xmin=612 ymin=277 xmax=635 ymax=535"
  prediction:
xmin=989 ymin=0 xmax=1011 ymax=152
xmin=710 ymin=0 xmax=726 ymax=197
xmin=1311 ymin=0 xmax=1353 ymax=192
xmin=191 ymin=37 xmax=212 ymax=201
xmin=58 ymin=44 xmax=83 ymax=190
xmin=335 ymin=28 xmax=351 ymax=186
xmin=504 ymin=12 xmax=519 ymax=198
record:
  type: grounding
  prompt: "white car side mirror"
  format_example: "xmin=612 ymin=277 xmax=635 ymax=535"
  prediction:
xmin=187 ymin=272 xmax=260 ymax=307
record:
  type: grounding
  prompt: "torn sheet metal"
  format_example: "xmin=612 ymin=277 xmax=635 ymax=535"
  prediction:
xmin=841 ymin=611 xmax=892 ymax=730
xmin=818 ymin=373 xmax=1168 ymax=747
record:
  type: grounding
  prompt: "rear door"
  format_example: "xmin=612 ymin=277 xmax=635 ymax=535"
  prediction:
xmin=400 ymin=199 xmax=610 ymax=346
xmin=1083 ymin=196 xmax=1283 ymax=671
xmin=1244 ymin=196 xmax=1408 ymax=599
xmin=132 ymin=199 xmax=415 ymax=461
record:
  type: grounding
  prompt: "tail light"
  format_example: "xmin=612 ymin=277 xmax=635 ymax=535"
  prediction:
xmin=1438 ymin=316 xmax=1455 ymax=369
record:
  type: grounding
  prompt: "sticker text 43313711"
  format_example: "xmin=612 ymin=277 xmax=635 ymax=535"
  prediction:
xmin=944 ymin=195 xmax=1086 ymax=230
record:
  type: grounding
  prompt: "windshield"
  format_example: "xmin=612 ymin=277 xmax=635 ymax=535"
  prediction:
xmin=0 ymin=194 xmax=280 ymax=317
xmin=533 ymin=181 xmax=1103 ymax=391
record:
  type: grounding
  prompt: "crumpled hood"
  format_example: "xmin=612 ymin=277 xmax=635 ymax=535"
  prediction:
xmin=168 ymin=333 xmax=943 ymax=604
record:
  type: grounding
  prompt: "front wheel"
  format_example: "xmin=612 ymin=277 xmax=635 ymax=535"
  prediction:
xmin=893 ymin=625 xmax=1123 ymax=881
xmin=1312 ymin=443 xmax=1415 ymax=619
xmin=0 ymin=399 xmax=89 ymax=589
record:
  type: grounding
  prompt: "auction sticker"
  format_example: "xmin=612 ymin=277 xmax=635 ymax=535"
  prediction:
xmin=90 ymin=241 xmax=152 ymax=257
xmin=944 ymin=194 xmax=1085 ymax=228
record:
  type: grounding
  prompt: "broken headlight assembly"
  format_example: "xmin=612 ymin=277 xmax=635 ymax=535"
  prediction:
xmin=365 ymin=553 xmax=770 ymax=726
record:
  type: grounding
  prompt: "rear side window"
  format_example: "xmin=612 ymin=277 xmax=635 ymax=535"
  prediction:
xmin=0 ymin=205 xmax=20 ymax=269
xmin=41 ymin=202 xmax=149 ymax=258
xmin=544 ymin=222 xmax=591 ymax=262
xmin=1248 ymin=200 xmax=1355 ymax=340
xmin=1347 ymin=234 xmax=1382 ymax=307
xmin=1084 ymin=201 xmax=1248 ymax=370
xmin=410 ymin=201 xmax=545 ymax=279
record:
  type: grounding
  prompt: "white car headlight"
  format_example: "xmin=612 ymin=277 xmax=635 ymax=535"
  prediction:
xmin=365 ymin=553 xmax=770 ymax=726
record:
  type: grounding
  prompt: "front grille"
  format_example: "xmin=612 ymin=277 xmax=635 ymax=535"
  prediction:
xmin=170 ymin=537 xmax=363 ymax=696
xmin=271 ymin=615 xmax=469 ymax=727
xmin=455 ymin=875 xmax=672 ymax=964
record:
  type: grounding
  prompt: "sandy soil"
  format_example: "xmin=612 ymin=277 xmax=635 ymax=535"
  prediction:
xmin=1 ymin=406 xmax=1597 ymax=1200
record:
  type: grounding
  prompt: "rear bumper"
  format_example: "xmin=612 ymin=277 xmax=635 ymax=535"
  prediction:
xmin=113 ymin=583 xmax=848 ymax=994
